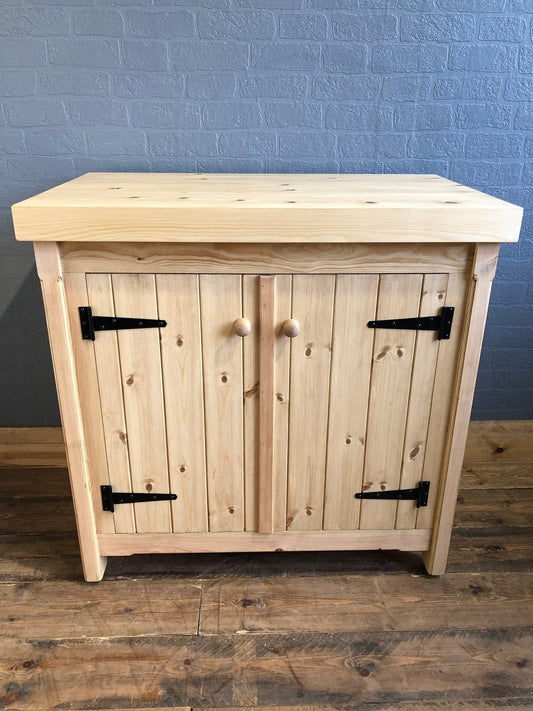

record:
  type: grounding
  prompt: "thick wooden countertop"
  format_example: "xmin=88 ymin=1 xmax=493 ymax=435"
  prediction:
xmin=12 ymin=172 xmax=522 ymax=243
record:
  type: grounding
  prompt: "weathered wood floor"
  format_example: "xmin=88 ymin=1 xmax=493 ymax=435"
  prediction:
xmin=0 ymin=462 xmax=532 ymax=710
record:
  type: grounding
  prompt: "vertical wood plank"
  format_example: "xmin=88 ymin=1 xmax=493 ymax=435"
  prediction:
xmin=395 ymin=274 xmax=449 ymax=530
xmin=323 ymin=275 xmax=379 ymax=530
xmin=272 ymin=275 xmax=292 ymax=532
xmin=200 ymin=275 xmax=245 ymax=532
xmin=63 ymin=272 xmax=114 ymax=536
xmin=286 ymin=275 xmax=335 ymax=531
xmin=359 ymin=274 xmax=422 ymax=531
xmin=33 ymin=243 xmax=106 ymax=582
xmin=157 ymin=274 xmax=208 ymax=533
xmin=86 ymin=274 xmax=135 ymax=534
xmin=243 ymin=275 xmax=259 ymax=532
xmin=112 ymin=274 xmax=171 ymax=534
xmin=258 ymin=276 xmax=276 ymax=533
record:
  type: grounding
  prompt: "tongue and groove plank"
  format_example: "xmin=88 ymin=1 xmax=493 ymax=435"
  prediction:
xmin=243 ymin=275 xmax=260 ymax=533
xmin=0 ymin=630 xmax=530 ymax=709
xmin=112 ymin=274 xmax=171 ymax=534
xmin=286 ymin=275 xmax=335 ymax=531
xmin=359 ymin=274 xmax=423 ymax=531
xmin=86 ymin=274 xmax=135 ymax=534
xmin=156 ymin=274 xmax=208 ymax=534
xmin=200 ymin=275 xmax=245 ymax=533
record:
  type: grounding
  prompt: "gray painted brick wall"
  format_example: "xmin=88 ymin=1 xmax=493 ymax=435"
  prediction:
xmin=0 ymin=0 xmax=531 ymax=425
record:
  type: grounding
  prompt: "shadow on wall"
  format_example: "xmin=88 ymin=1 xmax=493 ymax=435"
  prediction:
xmin=0 ymin=265 xmax=60 ymax=426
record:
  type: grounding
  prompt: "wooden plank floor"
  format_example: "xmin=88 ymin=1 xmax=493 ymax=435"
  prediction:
xmin=0 ymin=464 xmax=532 ymax=710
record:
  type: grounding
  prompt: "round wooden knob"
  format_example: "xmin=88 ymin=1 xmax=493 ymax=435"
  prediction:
xmin=282 ymin=319 xmax=300 ymax=338
xmin=233 ymin=318 xmax=251 ymax=337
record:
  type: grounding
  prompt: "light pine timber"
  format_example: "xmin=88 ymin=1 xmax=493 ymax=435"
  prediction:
xmin=32 ymin=242 xmax=106 ymax=582
xmin=258 ymin=276 xmax=276 ymax=533
xmin=423 ymin=244 xmax=501 ymax=575
xmin=243 ymin=275 xmax=260 ymax=532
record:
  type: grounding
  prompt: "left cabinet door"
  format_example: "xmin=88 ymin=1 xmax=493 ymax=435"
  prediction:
xmin=65 ymin=272 xmax=256 ymax=535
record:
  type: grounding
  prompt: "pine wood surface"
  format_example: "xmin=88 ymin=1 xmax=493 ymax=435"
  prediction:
xmin=0 ymin=462 xmax=531 ymax=709
xmin=12 ymin=173 xmax=523 ymax=243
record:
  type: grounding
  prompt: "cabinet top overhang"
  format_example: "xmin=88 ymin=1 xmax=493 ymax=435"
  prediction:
xmin=12 ymin=172 xmax=522 ymax=244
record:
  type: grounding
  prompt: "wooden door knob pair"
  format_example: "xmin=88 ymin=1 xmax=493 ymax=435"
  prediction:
xmin=233 ymin=318 xmax=301 ymax=338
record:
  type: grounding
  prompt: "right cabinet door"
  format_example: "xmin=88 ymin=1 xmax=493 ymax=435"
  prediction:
xmin=280 ymin=272 xmax=466 ymax=534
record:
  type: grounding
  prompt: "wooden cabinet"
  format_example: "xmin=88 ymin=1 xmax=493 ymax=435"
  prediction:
xmin=12 ymin=173 xmax=522 ymax=581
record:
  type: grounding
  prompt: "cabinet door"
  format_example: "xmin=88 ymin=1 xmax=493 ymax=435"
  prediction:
xmin=74 ymin=273 xmax=257 ymax=534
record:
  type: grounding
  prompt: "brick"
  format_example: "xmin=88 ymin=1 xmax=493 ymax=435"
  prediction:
xmin=382 ymin=159 xmax=449 ymax=175
xmin=434 ymin=77 xmax=501 ymax=100
xmin=373 ymin=45 xmax=446 ymax=72
xmin=340 ymin=160 xmax=384 ymax=173
xmin=198 ymin=10 xmax=275 ymax=39
xmin=265 ymin=102 xmax=321 ymax=128
xmin=174 ymin=42 xmax=248 ymax=70
xmin=7 ymin=156 xmax=75 ymax=181
xmin=515 ymin=104 xmax=533 ymax=130
xmin=87 ymin=129 xmax=146 ymax=156
xmin=75 ymin=158 xmax=152 ymax=173
xmin=450 ymin=160 xmax=522 ymax=186
xmin=437 ymin=0 xmax=505 ymax=8
xmin=455 ymin=104 xmax=512 ymax=129
xmin=127 ymin=10 xmax=194 ymax=38
xmin=0 ymin=8 xmax=69 ymax=36
xmin=382 ymin=76 xmax=430 ymax=101
xmin=323 ymin=44 xmax=366 ymax=72
xmin=252 ymin=42 xmax=320 ymax=70
xmin=48 ymin=39 xmax=120 ymax=68
xmin=504 ymin=77 xmax=533 ymax=101
xmin=115 ymin=73 xmax=184 ymax=98
xmin=338 ymin=133 xmax=406 ymax=158
xmin=219 ymin=131 xmax=276 ymax=156
xmin=333 ymin=13 xmax=397 ymax=40
xmin=121 ymin=40 xmax=168 ymax=71
xmin=148 ymin=132 xmax=218 ymax=156
xmin=233 ymin=0 xmax=301 ymax=7
xmin=395 ymin=104 xmax=452 ymax=131
xmin=407 ymin=134 xmax=464 ymax=158
xmin=312 ymin=75 xmax=380 ymax=100
xmin=279 ymin=132 xmax=336 ymax=158
xmin=279 ymin=13 xmax=327 ymax=40
xmin=0 ymin=69 xmax=36 ymax=96
xmin=68 ymin=99 xmax=128 ymax=126
xmin=479 ymin=16 xmax=526 ymax=42
xmin=0 ymin=38 xmax=45 ymax=66
xmin=74 ymin=10 xmax=123 ymax=37
xmin=519 ymin=47 xmax=533 ymax=74
xmin=307 ymin=0 xmax=386 ymax=7
xmin=325 ymin=104 xmax=393 ymax=130
xmin=449 ymin=45 xmax=517 ymax=72
xmin=6 ymin=98 xmax=66 ymax=127
xmin=466 ymin=134 xmax=523 ymax=159
xmin=508 ymin=0 xmax=533 ymax=9
xmin=0 ymin=130 xmax=25 ymax=154
xmin=203 ymin=102 xmax=262 ymax=129
xmin=25 ymin=128 xmax=85 ymax=155
xmin=131 ymin=101 xmax=201 ymax=129
xmin=197 ymin=158 xmax=265 ymax=173
xmin=390 ymin=0 xmax=434 ymax=9
xmin=526 ymin=137 xmax=533 ymax=158
xmin=401 ymin=13 xmax=474 ymax=41
xmin=240 ymin=74 xmax=307 ymax=98
xmin=40 ymin=70 xmax=109 ymax=97
xmin=187 ymin=74 xmax=235 ymax=99
xmin=155 ymin=0 xmax=228 ymax=5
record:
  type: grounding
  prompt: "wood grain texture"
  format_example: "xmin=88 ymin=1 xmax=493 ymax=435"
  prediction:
xmin=13 ymin=173 xmax=523 ymax=243
xmin=258 ymin=277 xmax=276 ymax=534
xmin=243 ymin=276 xmax=260 ymax=533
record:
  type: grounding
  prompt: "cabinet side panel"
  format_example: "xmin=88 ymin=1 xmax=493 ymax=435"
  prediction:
xmin=395 ymin=273 xmax=449 ymax=530
xmin=286 ymin=275 xmax=335 ymax=531
xmin=323 ymin=275 xmax=379 ymax=530
xmin=157 ymin=274 xmax=208 ymax=534
xmin=63 ymin=272 xmax=114 ymax=535
xmin=243 ymin=275 xmax=260 ymax=532
xmin=359 ymin=274 xmax=422 ymax=531
xmin=86 ymin=274 xmax=135 ymax=534
xmin=200 ymin=275 xmax=245 ymax=532
xmin=112 ymin=274 xmax=172 ymax=533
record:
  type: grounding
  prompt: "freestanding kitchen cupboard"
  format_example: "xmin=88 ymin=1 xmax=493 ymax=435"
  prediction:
xmin=12 ymin=173 xmax=522 ymax=582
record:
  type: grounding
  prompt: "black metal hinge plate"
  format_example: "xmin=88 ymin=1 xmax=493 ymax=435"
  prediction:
xmin=368 ymin=306 xmax=454 ymax=340
xmin=355 ymin=480 xmax=430 ymax=507
xmin=79 ymin=306 xmax=167 ymax=341
xmin=101 ymin=485 xmax=177 ymax=513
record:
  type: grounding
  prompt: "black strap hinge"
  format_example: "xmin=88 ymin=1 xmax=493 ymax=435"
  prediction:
xmin=355 ymin=480 xmax=430 ymax=507
xmin=79 ymin=306 xmax=166 ymax=341
xmin=101 ymin=485 xmax=177 ymax=513
xmin=368 ymin=306 xmax=454 ymax=340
